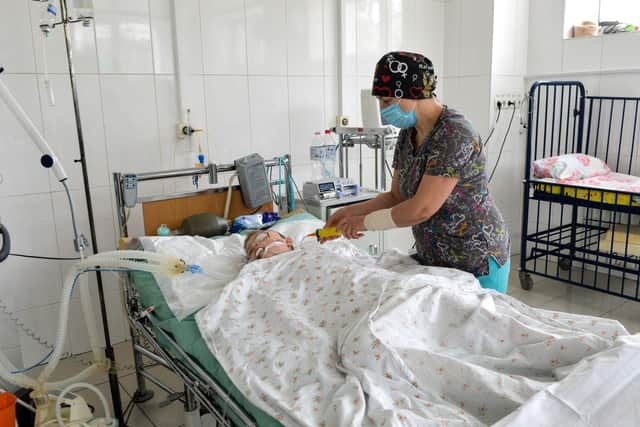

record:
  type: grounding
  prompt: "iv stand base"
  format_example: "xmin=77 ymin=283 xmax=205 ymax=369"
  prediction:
xmin=133 ymin=390 xmax=155 ymax=404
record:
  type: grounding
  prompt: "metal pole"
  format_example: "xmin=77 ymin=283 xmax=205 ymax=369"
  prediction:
xmin=284 ymin=154 xmax=293 ymax=213
xmin=339 ymin=135 xmax=345 ymax=177
xmin=113 ymin=173 xmax=127 ymax=237
xmin=345 ymin=142 xmax=349 ymax=178
xmin=381 ymin=132 xmax=386 ymax=190
xmin=374 ymin=137 xmax=379 ymax=190
xmin=359 ymin=141 xmax=363 ymax=187
xmin=337 ymin=0 xmax=345 ymax=116
xmin=59 ymin=0 xmax=125 ymax=424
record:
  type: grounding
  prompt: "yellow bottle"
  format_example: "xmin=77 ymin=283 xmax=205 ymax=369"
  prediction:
xmin=309 ymin=227 xmax=343 ymax=240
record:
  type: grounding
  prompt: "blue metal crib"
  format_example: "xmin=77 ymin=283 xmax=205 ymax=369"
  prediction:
xmin=520 ymin=80 xmax=640 ymax=301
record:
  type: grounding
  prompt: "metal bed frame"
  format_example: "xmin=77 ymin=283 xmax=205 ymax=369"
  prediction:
xmin=520 ymin=81 xmax=640 ymax=301
xmin=113 ymin=155 xmax=294 ymax=426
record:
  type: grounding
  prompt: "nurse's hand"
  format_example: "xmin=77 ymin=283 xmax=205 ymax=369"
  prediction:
xmin=321 ymin=207 xmax=353 ymax=243
xmin=337 ymin=215 xmax=365 ymax=240
xmin=326 ymin=206 xmax=351 ymax=228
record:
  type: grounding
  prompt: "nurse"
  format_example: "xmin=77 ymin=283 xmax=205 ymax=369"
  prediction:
xmin=326 ymin=51 xmax=511 ymax=292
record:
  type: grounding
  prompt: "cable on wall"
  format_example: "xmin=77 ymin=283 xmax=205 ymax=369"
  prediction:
xmin=489 ymin=103 xmax=517 ymax=183
xmin=484 ymin=103 xmax=503 ymax=147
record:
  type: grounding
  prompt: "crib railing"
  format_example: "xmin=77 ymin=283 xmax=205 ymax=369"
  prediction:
xmin=520 ymin=81 xmax=640 ymax=302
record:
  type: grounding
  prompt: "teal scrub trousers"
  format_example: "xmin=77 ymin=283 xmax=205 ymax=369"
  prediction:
xmin=476 ymin=257 xmax=510 ymax=294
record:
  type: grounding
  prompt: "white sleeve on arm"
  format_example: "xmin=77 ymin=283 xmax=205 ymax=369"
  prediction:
xmin=364 ymin=208 xmax=397 ymax=231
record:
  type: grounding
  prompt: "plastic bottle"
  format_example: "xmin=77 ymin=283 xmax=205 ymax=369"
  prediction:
xmin=310 ymin=131 xmax=324 ymax=180
xmin=322 ymin=129 xmax=337 ymax=178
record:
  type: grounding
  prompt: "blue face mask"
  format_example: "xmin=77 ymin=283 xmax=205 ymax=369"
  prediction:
xmin=380 ymin=103 xmax=417 ymax=128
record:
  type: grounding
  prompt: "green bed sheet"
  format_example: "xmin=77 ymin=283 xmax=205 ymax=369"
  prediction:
xmin=130 ymin=269 xmax=280 ymax=426
xmin=128 ymin=213 xmax=319 ymax=425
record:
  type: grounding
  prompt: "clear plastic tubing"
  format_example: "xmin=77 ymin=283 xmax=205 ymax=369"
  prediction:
xmin=0 ymin=250 xmax=183 ymax=391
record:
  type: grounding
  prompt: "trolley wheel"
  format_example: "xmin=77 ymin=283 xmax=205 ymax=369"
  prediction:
xmin=559 ymin=257 xmax=572 ymax=271
xmin=519 ymin=272 xmax=534 ymax=291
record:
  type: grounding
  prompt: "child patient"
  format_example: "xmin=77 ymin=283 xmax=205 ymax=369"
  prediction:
xmin=244 ymin=230 xmax=294 ymax=261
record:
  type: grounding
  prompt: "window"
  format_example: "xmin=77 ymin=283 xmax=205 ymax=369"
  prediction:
xmin=564 ymin=0 xmax=640 ymax=39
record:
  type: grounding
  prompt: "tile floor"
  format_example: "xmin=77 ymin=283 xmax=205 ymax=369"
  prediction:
xmin=507 ymin=255 xmax=640 ymax=334
xmin=29 ymin=255 xmax=640 ymax=426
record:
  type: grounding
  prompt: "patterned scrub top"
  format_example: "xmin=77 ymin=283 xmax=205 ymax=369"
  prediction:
xmin=393 ymin=106 xmax=510 ymax=276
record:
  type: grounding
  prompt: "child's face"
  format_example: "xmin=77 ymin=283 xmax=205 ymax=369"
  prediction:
xmin=245 ymin=231 xmax=294 ymax=261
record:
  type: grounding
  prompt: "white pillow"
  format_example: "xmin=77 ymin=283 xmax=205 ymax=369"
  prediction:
xmin=270 ymin=218 xmax=325 ymax=246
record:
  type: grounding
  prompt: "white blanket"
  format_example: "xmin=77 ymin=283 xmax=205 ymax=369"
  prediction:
xmin=196 ymin=240 xmax=630 ymax=426
xmin=139 ymin=218 xmax=325 ymax=319
xmin=496 ymin=334 xmax=640 ymax=427
xmin=494 ymin=335 xmax=640 ymax=426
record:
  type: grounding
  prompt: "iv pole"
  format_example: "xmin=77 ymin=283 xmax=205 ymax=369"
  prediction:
xmin=50 ymin=0 xmax=126 ymax=423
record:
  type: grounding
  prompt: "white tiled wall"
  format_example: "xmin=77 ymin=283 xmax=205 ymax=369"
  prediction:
xmin=94 ymin=0 xmax=155 ymax=74
xmin=492 ymin=0 xmax=528 ymax=77
xmin=0 ymin=0 xmax=445 ymax=368
xmin=562 ymin=37 xmax=603 ymax=74
xmin=1 ymin=1 xmax=37 ymax=74
xmin=341 ymin=0 xmax=445 ymax=127
xmin=442 ymin=0 xmax=494 ymax=138
xmin=487 ymin=0 xmax=530 ymax=254
xmin=204 ymin=76 xmax=252 ymax=162
xmin=526 ymin=0 xmax=564 ymax=77
xmin=442 ymin=0 xmax=529 ymax=254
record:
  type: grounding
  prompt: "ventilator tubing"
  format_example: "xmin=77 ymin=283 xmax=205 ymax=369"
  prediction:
xmin=0 ymin=250 xmax=185 ymax=394
xmin=0 ymin=351 xmax=37 ymax=390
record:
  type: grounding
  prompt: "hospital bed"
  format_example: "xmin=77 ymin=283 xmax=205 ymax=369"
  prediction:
xmin=113 ymin=154 xmax=639 ymax=427
xmin=114 ymin=156 xmax=295 ymax=426
xmin=125 ymin=266 xmax=277 ymax=426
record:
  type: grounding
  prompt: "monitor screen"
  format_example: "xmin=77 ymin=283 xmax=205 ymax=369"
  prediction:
xmin=318 ymin=182 xmax=335 ymax=192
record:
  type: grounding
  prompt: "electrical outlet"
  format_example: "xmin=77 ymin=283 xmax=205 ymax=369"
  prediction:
xmin=336 ymin=115 xmax=350 ymax=127
xmin=495 ymin=94 xmax=521 ymax=109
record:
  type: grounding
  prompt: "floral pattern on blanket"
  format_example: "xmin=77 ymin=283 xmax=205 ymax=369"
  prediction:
xmin=195 ymin=240 xmax=628 ymax=427
xmin=532 ymin=154 xmax=610 ymax=180
xmin=553 ymin=172 xmax=640 ymax=194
